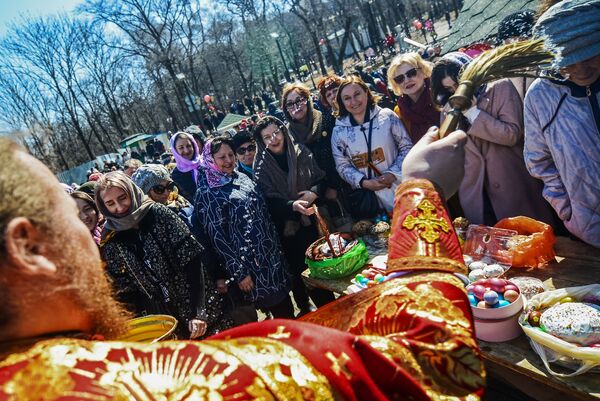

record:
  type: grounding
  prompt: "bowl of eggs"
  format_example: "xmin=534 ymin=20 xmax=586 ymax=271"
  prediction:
xmin=467 ymin=278 xmax=525 ymax=342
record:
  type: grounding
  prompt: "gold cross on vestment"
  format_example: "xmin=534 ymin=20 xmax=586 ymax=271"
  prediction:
xmin=325 ymin=351 xmax=352 ymax=380
xmin=402 ymin=199 xmax=449 ymax=243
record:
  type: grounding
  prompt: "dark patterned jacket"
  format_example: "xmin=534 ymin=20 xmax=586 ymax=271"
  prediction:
xmin=100 ymin=203 xmax=230 ymax=338
xmin=193 ymin=171 xmax=291 ymax=309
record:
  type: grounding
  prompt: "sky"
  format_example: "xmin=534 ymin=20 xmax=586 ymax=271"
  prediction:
xmin=0 ymin=0 xmax=82 ymax=36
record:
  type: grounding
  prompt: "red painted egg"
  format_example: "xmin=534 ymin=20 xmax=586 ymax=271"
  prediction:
xmin=504 ymin=284 xmax=519 ymax=293
xmin=472 ymin=285 xmax=487 ymax=300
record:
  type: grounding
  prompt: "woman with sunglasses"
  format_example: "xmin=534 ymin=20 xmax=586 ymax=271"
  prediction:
xmin=132 ymin=164 xmax=194 ymax=227
xmin=387 ymin=53 xmax=440 ymax=144
xmin=430 ymin=53 xmax=556 ymax=226
xmin=253 ymin=116 xmax=336 ymax=316
xmin=193 ymin=136 xmax=294 ymax=319
xmin=281 ymin=83 xmax=342 ymax=206
xmin=96 ymin=171 xmax=232 ymax=340
xmin=169 ymin=132 xmax=202 ymax=202
xmin=332 ymin=76 xmax=413 ymax=216
xmin=231 ymin=131 xmax=256 ymax=179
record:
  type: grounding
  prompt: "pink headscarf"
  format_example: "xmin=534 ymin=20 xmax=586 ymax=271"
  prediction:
xmin=169 ymin=132 xmax=201 ymax=183
xmin=199 ymin=139 xmax=233 ymax=188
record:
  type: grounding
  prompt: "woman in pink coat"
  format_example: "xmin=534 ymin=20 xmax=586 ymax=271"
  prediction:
xmin=431 ymin=53 xmax=556 ymax=226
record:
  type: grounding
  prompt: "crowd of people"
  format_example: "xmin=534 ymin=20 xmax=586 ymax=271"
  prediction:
xmin=0 ymin=0 xmax=599 ymax=397
xmin=58 ymin=0 xmax=600 ymax=340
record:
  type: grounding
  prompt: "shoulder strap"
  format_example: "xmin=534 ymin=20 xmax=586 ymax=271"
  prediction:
xmin=360 ymin=118 xmax=375 ymax=179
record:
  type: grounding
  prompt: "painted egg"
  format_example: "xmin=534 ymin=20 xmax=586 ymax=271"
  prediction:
xmin=376 ymin=276 xmax=385 ymax=283
xmin=466 ymin=284 xmax=474 ymax=292
xmin=355 ymin=274 xmax=364 ymax=281
xmin=504 ymin=289 xmax=519 ymax=303
xmin=497 ymin=300 xmax=510 ymax=308
xmin=469 ymin=261 xmax=487 ymax=271
xmin=468 ymin=294 xmax=477 ymax=306
xmin=528 ymin=310 xmax=542 ymax=326
xmin=471 ymin=284 xmax=487 ymax=300
xmin=477 ymin=300 xmax=490 ymax=309
xmin=488 ymin=277 xmax=506 ymax=287
xmin=484 ymin=264 xmax=505 ymax=278
xmin=374 ymin=273 xmax=384 ymax=281
xmin=469 ymin=269 xmax=487 ymax=282
xmin=504 ymin=284 xmax=519 ymax=293
xmin=484 ymin=290 xmax=499 ymax=305
xmin=361 ymin=269 xmax=370 ymax=276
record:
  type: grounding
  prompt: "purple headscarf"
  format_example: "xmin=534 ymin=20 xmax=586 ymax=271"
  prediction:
xmin=169 ymin=132 xmax=201 ymax=182
xmin=199 ymin=139 xmax=233 ymax=188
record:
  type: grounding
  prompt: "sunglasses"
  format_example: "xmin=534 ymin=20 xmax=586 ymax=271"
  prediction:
xmin=393 ymin=67 xmax=420 ymax=84
xmin=236 ymin=144 xmax=256 ymax=155
xmin=285 ymin=98 xmax=307 ymax=110
xmin=151 ymin=182 xmax=176 ymax=194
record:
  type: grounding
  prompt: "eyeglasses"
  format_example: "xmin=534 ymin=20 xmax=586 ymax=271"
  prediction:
xmin=236 ymin=144 xmax=256 ymax=155
xmin=393 ymin=68 xmax=420 ymax=84
xmin=285 ymin=98 xmax=307 ymax=110
xmin=151 ymin=182 xmax=176 ymax=194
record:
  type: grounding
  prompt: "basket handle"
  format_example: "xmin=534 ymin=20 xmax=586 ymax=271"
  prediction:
xmin=531 ymin=340 xmax=598 ymax=378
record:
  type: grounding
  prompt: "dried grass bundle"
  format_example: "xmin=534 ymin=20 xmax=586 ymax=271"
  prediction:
xmin=439 ymin=39 xmax=555 ymax=138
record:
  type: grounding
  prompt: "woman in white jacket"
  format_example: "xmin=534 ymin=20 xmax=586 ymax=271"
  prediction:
xmin=332 ymin=76 xmax=413 ymax=214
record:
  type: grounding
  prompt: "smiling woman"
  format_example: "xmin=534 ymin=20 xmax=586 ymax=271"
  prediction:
xmin=193 ymin=135 xmax=294 ymax=319
xmin=332 ymin=76 xmax=413 ymax=216
xmin=387 ymin=52 xmax=440 ymax=144
xmin=95 ymin=171 xmax=232 ymax=340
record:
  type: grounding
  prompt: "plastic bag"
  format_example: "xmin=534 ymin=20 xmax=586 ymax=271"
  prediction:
xmin=519 ymin=284 xmax=600 ymax=377
xmin=306 ymin=239 xmax=369 ymax=279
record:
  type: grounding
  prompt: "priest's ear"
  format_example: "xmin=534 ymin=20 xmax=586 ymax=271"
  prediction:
xmin=3 ymin=217 xmax=57 ymax=276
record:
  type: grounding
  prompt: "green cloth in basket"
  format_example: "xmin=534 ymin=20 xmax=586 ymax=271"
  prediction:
xmin=306 ymin=239 xmax=369 ymax=279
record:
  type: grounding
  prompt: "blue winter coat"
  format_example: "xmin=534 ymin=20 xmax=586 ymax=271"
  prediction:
xmin=192 ymin=170 xmax=291 ymax=308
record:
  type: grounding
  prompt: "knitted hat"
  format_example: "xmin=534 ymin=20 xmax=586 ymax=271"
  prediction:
xmin=441 ymin=51 xmax=473 ymax=68
xmin=232 ymin=131 xmax=254 ymax=151
xmin=131 ymin=164 xmax=171 ymax=194
xmin=534 ymin=0 xmax=600 ymax=68
xmin=497 ymin=10 xmax=535 ymax=44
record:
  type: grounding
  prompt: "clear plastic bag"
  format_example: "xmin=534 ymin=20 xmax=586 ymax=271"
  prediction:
xmin=462 ymin=225 xmax=517 ymax=282
xmin=519 ymin=284 xmax=600 ymax=377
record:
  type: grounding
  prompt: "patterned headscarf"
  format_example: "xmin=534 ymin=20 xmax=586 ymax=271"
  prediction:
xmin=199 ymin=139 xmax=234 ymax=188
xmin=95 ymin=171 xmax=154 ymax=232
xmin=169 ymin=132 xmax=201 ymax=183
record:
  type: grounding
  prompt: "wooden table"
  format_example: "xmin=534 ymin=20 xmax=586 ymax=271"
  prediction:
xmin=302 ymin=236 xmax=600 ymax=400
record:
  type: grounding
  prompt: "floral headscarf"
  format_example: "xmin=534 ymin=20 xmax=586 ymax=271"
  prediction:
xmin=199 ymin=139 xmax=234 ymax=188
xmin=169 ymin=132 xmax=201 ymax=183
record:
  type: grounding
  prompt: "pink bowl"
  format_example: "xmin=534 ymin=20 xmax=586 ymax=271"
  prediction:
xmin=471 ymin=292 xmax=524 ymax=342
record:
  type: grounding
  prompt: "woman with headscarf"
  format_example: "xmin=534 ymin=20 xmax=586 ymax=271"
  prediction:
xmin=169 ymin=132 xmax=202 ymax=202
xmin=387 ymin=52 xmax=440 ymax=144
xmin=193 ymin=136 xmax=294 ymax=319
xmin=431 ymin=52 xmax=556 ymax=226
xmin=253 ymin=116 xmax=336 ymax=315
xmin=71 ymin=191 xmax=102 ymax=245
xmin=282 ymin=83 xmax=342 ymax=199
xmin=96 ymin=171 xmax=232 ymax=339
